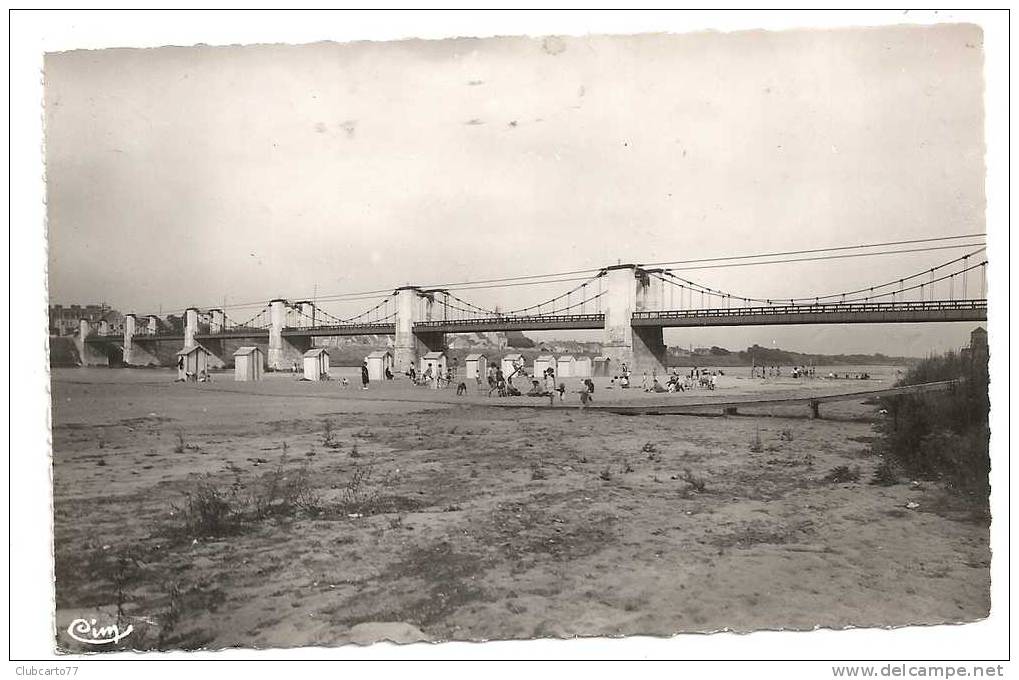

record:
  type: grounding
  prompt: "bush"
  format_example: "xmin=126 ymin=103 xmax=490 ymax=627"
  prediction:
xmin=749 ymin=427 xmax=763 ymax=453
xmin=823 ymin=465 xmax=861 ymax=484
xmin=680 ymin=468 xmax=707 ymax=493
xmin=172 ymin=480 xmax=243 ymax=538
xmin=870 ymin=458 xmax=899 ymax=486
xmin=878 ymin=347 xmax=989 ymax=500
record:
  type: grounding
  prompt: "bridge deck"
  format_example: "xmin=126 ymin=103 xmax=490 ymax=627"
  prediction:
xmin=413 ymin=313 xmax=605 ymax=333
xmin=632 ymin=300 xmax=987 ymax=328
xmin=283 ymin=324 xmax=396 ymax=337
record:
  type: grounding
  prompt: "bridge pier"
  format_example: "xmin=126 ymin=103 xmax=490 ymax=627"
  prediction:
xmin=76 ymin=319 xmax=109 ymax=366
xmin=394 ymin=287 xmax=446 ymax=374
xmin=146 ymin=315 xmax=160 ymax=335
xmin=268 ymin=299 xmax=308 ymax=370
xmin=209 ymin=309 xmax=225 ymax=334
xmin=123 ymin=314 xmax=159 ymax=366
xmin=294 ymin=300 xmax=315 ymax=328
xmin=601 ymin=265 xmax=667 ymax=375
xmin=184 ymin=308 xmax=198 ymax=347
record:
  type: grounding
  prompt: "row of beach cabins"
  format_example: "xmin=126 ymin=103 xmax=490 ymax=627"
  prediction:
xmin=176 ymin=343 xmax=614 ymax=383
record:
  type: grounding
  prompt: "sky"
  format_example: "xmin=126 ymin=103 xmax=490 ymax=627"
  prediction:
xmin=44 ymin=24 xmax=987 ymax=356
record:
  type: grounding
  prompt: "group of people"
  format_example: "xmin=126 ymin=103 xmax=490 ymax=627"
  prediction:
xmin=750 ymin=365 xmax=816 ymax=379
xmin=602 ymin=366 xmax=721 ymax=393
xmin=483 ymin=364 xmax=523 ymax=397
xmin=408 ymin=362 xmax=456 ymax=389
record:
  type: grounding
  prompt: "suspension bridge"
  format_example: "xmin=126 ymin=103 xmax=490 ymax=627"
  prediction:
xmin=77 ymin=245 xmax=988 ymax=373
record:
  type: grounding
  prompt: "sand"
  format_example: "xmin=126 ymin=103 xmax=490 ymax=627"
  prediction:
xmin=49 ymin=366 xmax=990 ymax=651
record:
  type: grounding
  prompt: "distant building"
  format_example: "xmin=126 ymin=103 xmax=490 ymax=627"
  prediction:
xmin=49 ymin=304 xmax=124 ymax=335
xmin=970 ymin=326 xmax=987 ymax=351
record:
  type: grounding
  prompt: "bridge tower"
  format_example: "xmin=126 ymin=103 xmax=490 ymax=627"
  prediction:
xmin=394 ymin=286 xmax=445 ymax=373
xmin=123 ymin=313 xmax=159 ymax=366
xmin=601 ymin=264 xmax=667 ymax=375
xmin=267 ymin=299 xmax=311 ymax=370
xmin=209 ymin=309 xmax=225 ymax=334
xmin=76 ymin=318 xmax=108 ymax=366
xmin=184 ymin=307 xmax=199 ymax=347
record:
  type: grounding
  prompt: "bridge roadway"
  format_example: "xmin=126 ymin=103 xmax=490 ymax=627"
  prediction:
xmin=84 ymin=299 xmax=987 ymax=343
xmin=632 ymin=299 xmax=987 ymax=328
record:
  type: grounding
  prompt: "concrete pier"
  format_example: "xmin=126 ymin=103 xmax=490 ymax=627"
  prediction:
xmin=394 ymin=287 xmax=445 ymax=374
xmin=600 ymin=264 xmax=667 ymax=375
xmin=76 ymin=319 xmax=108 ymax=366
xmin=123 ymin=313 xmax=159 ymax=366
xmin=146 ymin=315 xmax=160 ymax=335
xmin=268 ymin=299 xmax=286 ymax=369
xmin=209 ymin=308 xmax=225 ymax=334
xmin=267 ymin=299 xmax=310 ymax=370
xmin=184 ymin=308 xmax=198 ymax=347
xmin=295 ymin=300 xmax=315 ymax=328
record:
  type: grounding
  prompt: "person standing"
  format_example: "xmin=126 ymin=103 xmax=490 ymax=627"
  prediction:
xmin=361 ymin=361 xmax=370 ymax=390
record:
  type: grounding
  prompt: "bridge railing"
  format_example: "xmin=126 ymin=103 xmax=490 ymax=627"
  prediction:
xmin=203 ymin=326 xmax=269 ymax=336
xmin=413 ymin=313 xmax=606 ymax=328
xmin=634 ymin=299 xmax=987 ymax=320
xmin=282 ymin=323 xmax=396 ymax=333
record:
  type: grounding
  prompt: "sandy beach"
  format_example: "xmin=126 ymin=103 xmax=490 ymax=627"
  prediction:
xmin=49 ymin=365 xmax=990 ymax=649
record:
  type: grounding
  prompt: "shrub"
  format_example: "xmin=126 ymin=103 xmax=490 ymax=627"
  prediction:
xmin=172 ymin=479 xmax=243 ymax=538
xmin=321 ymin=419 xmax=341 ymax=449
xmin=823 ymin=465 xmax=861 ymax=484
xmin=251 ymin=453 xmax=321 ymax=519
xmin=749 ymin=427 xmax=763 ymax=453
xmin=680 ymin=468 xmax=707 ymax=493
xmin=870 ymin=457 xmax=899 ymax=486
xmin=878 ymin=347 xmax=989 ymax=500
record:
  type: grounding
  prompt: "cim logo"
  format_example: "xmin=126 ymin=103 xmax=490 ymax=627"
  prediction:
xmin=66 ymin=618 xmax=133 ymax=646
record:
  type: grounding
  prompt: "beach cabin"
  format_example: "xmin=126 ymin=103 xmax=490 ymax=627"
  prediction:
xmin=176 ymin=344 xmax=214 ymax=381
xmin=303 ymin=348 xmax=330 ymax=381
xmin=232 ymin=346 xmax=264 ymax=382
xmin=419 ymin=351 xmax=447 ymax=387
xmin=533 ymin=354 xmax=557 ymax=378
xmin=366 ymin=350 xmax=393 ymax=381
xmin=556 ymin=355 xmax=577 ymax=378
xmin=574 ymin=356 xmax=593 ymax=378
xmin=501 ymin=353 xmax=524 ymax=380
xmin=464 ymin=353 xmax=487 ymax=381
xmin=593 ymin=356 xmax=611 ymax=377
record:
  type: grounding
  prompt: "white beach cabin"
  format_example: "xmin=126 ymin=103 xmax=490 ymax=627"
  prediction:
xmin=419 ymin=351 xmax=447 ymax=387
xmin=302 ymin=347 xmax=331 ymax=381
xmin=464 ymin=353 xmax=487 ymax=381
xmin=176 ymin=344 xmax=214 ymax=381
xmin=573 ymin=356 xmax=593 ymax=378
xmin=533 ymin=354 xmax=556 ymax=378
xmin=233 ymin=346 xmax=264 ymax=381
xmin=366 ymin=350 xmax=393 ymax=382
xmin=556 ymin=355 xmax=577 ymax=378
